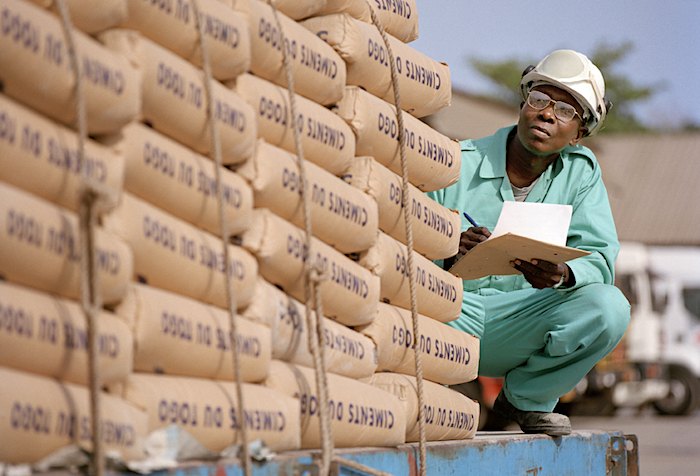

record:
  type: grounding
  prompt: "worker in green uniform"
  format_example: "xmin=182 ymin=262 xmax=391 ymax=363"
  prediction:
xmin=427 ymin=50 xmax=631 ymax=436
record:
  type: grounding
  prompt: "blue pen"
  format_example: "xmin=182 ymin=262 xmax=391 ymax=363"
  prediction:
xmin=463 ymin=212 xmax=479 ymax=228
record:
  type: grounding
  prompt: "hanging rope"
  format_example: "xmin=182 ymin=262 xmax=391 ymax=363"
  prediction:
xmin=54 ymin=1 xmax=105 ymax=475
xmin=366 ymin=5 xmax=428 ymax=476
xmin=190 ymin=1 xmax=251 ymax=475
xmin=265 ymin=2 xmax=334 ymax=475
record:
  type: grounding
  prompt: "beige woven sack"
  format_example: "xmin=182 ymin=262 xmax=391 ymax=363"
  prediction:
xmin=343 ymin=156 xmax=460 ymax=259
xmin=361 ymin=373 xmax=479 ymax=442
xmin=359 ymin=232 xmax=462 ymax=322
xmin=0 ymin=366 xmax=148 ymax=464
xmin=0 ymin=0 xmax=141 ymax=134
xmin=356 ymin=302 xmax=479 ymax=385
xmin=262 ymin=0 xmax=323 ymax=21
xmin=102 ymin=193 xmax=257 ymax=310
xmin=335 ymin=86 xmax=461 ymax=192
xmin=236 ymin=140 xmax=378 ymax=254
xmin=99 ymin=30 xmax=256 ymax=164
xmin=0 ymin=94 xmax=124 ymax=213
xmin=27 ymin=0 xmax=128 ymax=34
xmin=232 ymin=73 xmax=355 ymax=175
xmin=0 ymin=183 xmax=133 ymax=305
xmin=0 ymin=281 xmax=133 ymax=386
xmin=119 ymin=0 xmax=250 ymax=81
xmin=102 ymin=122 xmax=253 ymax=237
xmin=242 ymin=279 xmax=377 ymax=379
xmin=115 ymin=283 xmax=270 ymax=382
xmin=240 ymin=209 xmax=379 ymax=326
xmin=234 ymin=0 xmax=346 ymax=106
xmin=119 ymin=373 xmax=301 ymax=453
xmin=316 ymin=0 xmax=419 ymax=43
xmin=301 ymin=13 xmax=449 ymax=117
xmin=262 ymin=361 xmax=406 ymax=449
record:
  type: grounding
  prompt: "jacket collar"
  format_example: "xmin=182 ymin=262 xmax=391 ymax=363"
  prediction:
xmin=478 ymin=126 xmax=567 ymax=202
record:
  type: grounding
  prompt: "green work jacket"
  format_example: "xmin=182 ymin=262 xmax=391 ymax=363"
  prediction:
xmin=426 ymin=126 xmax=620 ymax=293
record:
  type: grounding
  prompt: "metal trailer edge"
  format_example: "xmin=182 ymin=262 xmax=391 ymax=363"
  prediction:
xmin=39 ymin=430 xmax=637 ymax=476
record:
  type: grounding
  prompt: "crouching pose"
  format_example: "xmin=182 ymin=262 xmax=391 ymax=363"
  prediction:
xmin=428 ymin=50 xmax=631 ymax=436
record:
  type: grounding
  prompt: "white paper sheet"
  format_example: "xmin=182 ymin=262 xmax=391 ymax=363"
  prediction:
xmin=489 ymin=201 xmax=573 ymax=246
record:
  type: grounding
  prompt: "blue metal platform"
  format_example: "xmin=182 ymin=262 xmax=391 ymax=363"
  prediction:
xmin=137 ymin=430 xmax=638 ymax=476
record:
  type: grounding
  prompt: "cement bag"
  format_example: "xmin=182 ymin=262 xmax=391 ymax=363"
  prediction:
xmin=236 ymin=140 xmax=378 ymax=254
xmin=103 ymin=122 xmax=253 ymax=237
xmin=361 ymin=373 xmax=479 ymax=442
xmin=334 ymin=86 xmax=461 ymax=192
xmin=115 ymin=283 xmax=270 ymax=382
xmin=265 ymin=0 xmax=420 ymax=45
xmin=240 ymin=209 xmax=379 ymax=326
xmin=234 ymin=0 xmax=346 ymax=106
xmin=118 ymin=0 xmax=250 ymax=81
xmin=262 ymin=361 xmax=405 ymax=449
xmin=232 ymin=73 xmax=355 ymax=175
xmin=317 ymin=0 xmax=419 ymax=43
xmin=0 ymin=366 xmax=148 ymax=465
xmin=301 ymin=14 xmax=449 ymax=118
xmin=119 ymin=373 xmax=301 ymax=453
xmin=0 ymin=94 xmax=124 ymax=213
xmin=27 ymin=0 xmax=127 ymax=34
xmin=103 ymin=193 xmax=257 ymax=310
xmin=359 ymin=232 xmax=461 ymax=322
xmin=0 ymin=183 xmax=133 ymax=305
xmin=99 ymin=30 xmax=256 ymax=165
xmin=243 ymin=279 xmax=377 ymax=379
xmin=0 ymin=0 xmax=141 ymax=135
xmin=0 ymin=281 xmax=133 ymax=386
xmin=263 ymin=0 xmax=326 ymax=21
xmin=343 ymin=156 xmax=459 ymax=259
xmin=356 ymin=302 xmax=479 ymax=385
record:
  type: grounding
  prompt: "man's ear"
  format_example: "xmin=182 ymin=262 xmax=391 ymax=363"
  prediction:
xmin=569 ymin=126 xmax=588 ymax=146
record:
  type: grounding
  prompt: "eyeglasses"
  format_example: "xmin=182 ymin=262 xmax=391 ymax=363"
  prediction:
xmin=526 ymin=90 xmax=584 ymax=123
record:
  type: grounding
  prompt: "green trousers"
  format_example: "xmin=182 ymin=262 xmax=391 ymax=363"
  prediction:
xmin=449 ymin=283 xmax=631 ymax=412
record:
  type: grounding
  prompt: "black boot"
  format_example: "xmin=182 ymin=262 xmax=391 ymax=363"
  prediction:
xmin=493 ymin=390 xmax=571 ymax=436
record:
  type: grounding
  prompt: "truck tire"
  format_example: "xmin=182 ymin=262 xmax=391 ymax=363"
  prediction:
xmin=652 ymin=365 xmax=700 ymax=416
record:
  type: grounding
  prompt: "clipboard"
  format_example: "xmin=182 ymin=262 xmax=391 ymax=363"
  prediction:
xmin=448 ymin=202 xmax=590 ymax=280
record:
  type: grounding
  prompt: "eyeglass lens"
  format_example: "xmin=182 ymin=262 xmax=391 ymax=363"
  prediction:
xmin=527 ymin=91 xmax=578 ymax=122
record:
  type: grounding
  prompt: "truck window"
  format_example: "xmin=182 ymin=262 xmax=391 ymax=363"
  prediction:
xmin=682 ymin=287 xmax=700 ymax=321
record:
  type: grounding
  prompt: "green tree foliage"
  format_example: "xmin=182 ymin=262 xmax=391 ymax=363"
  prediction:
xmin=470 ymin=42 xmax=659 ymax=134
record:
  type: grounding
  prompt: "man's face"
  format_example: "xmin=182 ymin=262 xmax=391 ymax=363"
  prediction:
xmin=516 ymin=85 xmax=587 ymax=157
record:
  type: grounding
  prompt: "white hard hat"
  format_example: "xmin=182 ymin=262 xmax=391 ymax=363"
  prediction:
xmin=519 ymin=49 xmax=612 ymax=136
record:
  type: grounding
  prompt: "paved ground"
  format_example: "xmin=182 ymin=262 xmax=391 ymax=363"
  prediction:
xmin=496 ymin=406 xmax=700 ymax=476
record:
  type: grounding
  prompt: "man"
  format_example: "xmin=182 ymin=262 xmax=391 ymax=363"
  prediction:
xmin=427 ymin=50 xmax=631 ymax=436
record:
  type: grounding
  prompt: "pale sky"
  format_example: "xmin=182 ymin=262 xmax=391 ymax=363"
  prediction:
xmin=410 ymin=0 xmax=700 ymax=129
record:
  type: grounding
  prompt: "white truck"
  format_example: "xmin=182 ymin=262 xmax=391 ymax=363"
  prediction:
xmin=571 ymin=242 xmax=700 ymax=415
xmin=646 ymin=245 xmax=700 ymax=415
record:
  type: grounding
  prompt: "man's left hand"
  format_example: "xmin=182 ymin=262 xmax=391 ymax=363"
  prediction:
xmin=511 ymin=259 xmax=569 ymax=289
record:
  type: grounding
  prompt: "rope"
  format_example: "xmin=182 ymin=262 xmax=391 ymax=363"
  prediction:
xmin=54 ymin=1 xmax=105 ymax=475
xmin=266 ymin=2 xmax=334 ymax=474
xmin=332 ymin=456 xmax=396 ymax=476
xmin=190 ymin=1 xmax=251 ymax=474
xmin=366 ymin=5 xmax=428 ymax=476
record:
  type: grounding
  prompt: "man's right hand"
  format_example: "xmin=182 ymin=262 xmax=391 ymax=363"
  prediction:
xmin=459 ymin=227 xmax=491 ymax=255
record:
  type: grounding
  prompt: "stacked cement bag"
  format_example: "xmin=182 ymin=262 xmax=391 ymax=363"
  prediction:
xmin=0 ymin=0 xmax=147 ymax=464
xmin=362 ymin=373 xmax=479 ymax=442
xmin=290 ymin=0 xmax=482 ymax=440
xmin=1 ymin=0 xmax=481 ymax=466
xmin=91 ymin=0 xmax=300 ymax=459
xmin=262 ymin=361 xmax=406 ymax=449
xmin=242 ymin=279 xmax=377 ymax=379
xmin=0 ymin=367 xmax=148 ymax=465
xmin=1 ymin=0 xmax=272 ymax=465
